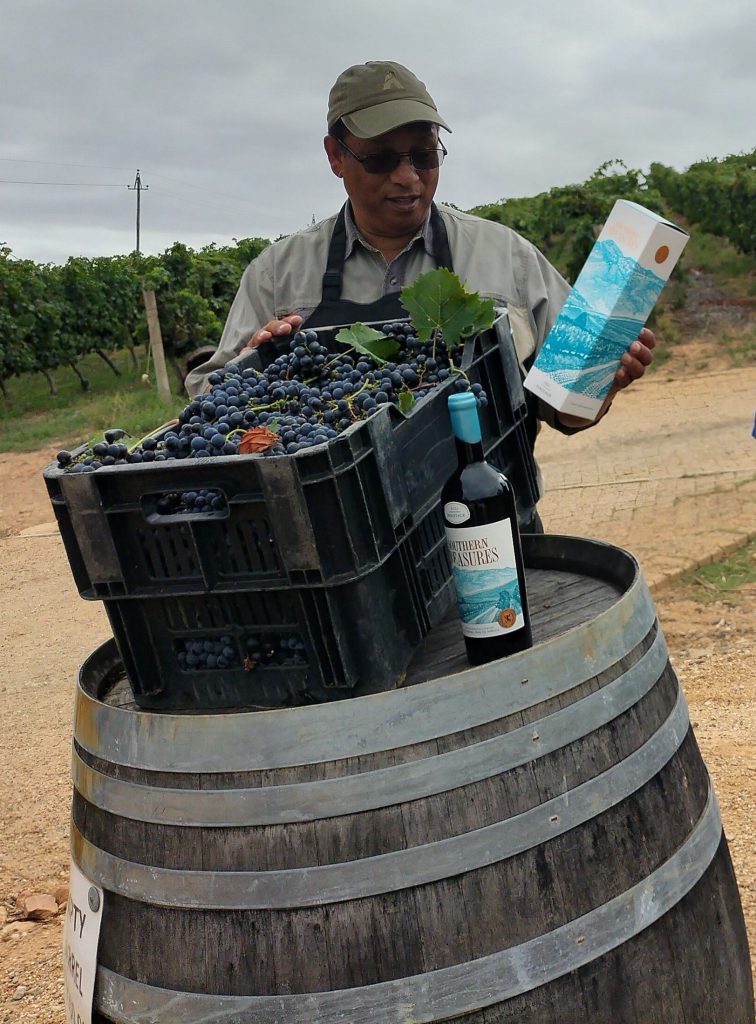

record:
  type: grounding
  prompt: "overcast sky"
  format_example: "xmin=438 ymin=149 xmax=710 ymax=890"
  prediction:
xmin=2 ymin=0 xmax=754 ymax=266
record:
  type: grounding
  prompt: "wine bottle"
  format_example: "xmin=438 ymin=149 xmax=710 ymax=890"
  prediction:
xmin=442 ymin=392 xmax=532 ymax=665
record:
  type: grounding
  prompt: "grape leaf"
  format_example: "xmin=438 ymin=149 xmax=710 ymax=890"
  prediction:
xmin=400 ymin=268 xmax=496 ymax=349
xmin=335 ymin=323 xmax=400 ymax=364
xmin=239 ymin=427 xmax=280 ymax=454
xmin=398 ymin=390 xmax=416 ymax=415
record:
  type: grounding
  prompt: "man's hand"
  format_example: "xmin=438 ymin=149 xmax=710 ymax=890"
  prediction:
xmin=243 ymin=314 xmax=303 ymax=351
xmin=612 ymin=327 xmax=656 ymax=393
xmin=556 ymin=327 xmax=657 ymax=429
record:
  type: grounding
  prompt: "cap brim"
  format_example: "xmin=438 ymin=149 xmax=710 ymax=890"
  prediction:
xmin=342 ymin=99 xmax=451 ymax=139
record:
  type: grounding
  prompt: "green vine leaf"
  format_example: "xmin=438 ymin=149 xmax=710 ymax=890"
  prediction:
xmin=335 ymin=323 xmax=400 ymax=365
xmin=400 ymin=268 xmax=496 ymax=349
xmin=398 ymin=390 xmax=415 ymax=415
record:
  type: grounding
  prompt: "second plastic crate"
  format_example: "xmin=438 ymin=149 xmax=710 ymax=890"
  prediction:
xmin=103 ymin=502 xmax=455 ymax=710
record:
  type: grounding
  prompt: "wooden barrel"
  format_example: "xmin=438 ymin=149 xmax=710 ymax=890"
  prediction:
xmin=71 ymin=535 xmax=754 ymax=1023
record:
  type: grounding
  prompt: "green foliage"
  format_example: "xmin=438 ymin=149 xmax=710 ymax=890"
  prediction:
xmin=471 ymin=159 xmax=665 ymax=282
xmin=132 ymin=238 xmax=269 ymax=359
xmin=677 ymin=222 xmax=756 ymax=297
xmin=672 ymin=537 xmax=756 ymax=606
xmin=718 ymin=322 xmax=756 ymax=368
xmin=400 ymin=268 xmax=496 ymax=349
xmin=2 ymin=150 xmax=753 ymax=402
xmin=335 ymin=323 xmax=400 ymax=364
xmin=648 ymin=151 xmax=756 ymax=256
xmin=0 ymin=250 xmax=41 ymax=381
xmin=398 ymin=390 xmax=415 ymax=414
xmin=56 ymin=255 xmax=143 ymax=362
xmin=0 ymin=236 xmax=270 ymax=394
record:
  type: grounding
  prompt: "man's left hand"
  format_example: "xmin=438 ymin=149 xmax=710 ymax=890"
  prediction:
xmin=556 ymin=327 xmax=657 ymax=429
xmin=611 ymin=327 xmax=656 ymax=395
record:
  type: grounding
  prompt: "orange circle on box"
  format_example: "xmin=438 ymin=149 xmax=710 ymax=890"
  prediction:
xmin=655 ymin=245 xmax=670 ymax=264
xmin=498 ymin=608 xmax=517 ymax=628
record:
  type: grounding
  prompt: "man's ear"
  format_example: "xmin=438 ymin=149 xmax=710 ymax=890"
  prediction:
xmin=324 ymin=135 xmax=345 ymax=178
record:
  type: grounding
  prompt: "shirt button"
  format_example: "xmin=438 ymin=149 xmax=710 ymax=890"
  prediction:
xmin=389 ymin=276 xmax=398 ymax=286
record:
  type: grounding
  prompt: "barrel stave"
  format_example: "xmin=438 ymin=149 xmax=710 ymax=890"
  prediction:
xmin=86 ymin=723 xmax=712 ymax=996
xmin=72 ymin=643 xmax=680 ymax=874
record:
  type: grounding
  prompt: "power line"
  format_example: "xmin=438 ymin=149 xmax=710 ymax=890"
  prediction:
xmin=0 ymin=179 xmax=125 ymax=186
xmin=0 ymin=177 xmax=247 ymax=210
xmin=1 ymin=166 xmax=268 ymax=253
xmin=0 ymin=158 xmax=259 ymax=206
xmin=149 ymin=171 xmax=259 ymax=210
xmin=0 ymin=157 xmax=132 ymax=172
xmin=155 ymin=186 xmax=259 ymax=217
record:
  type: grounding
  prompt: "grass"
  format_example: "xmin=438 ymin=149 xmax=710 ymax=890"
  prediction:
xmin=0 ymin=348 xmax=186 ymax=452
xmin=683 ymin=228 xmax=756 ymax=299
xmin=645 ymin=308 xmax=680 ymax=373
xmin=716 ymin=322 xmax=756 ymax=367
xmin=672 ymin=537 xmax=756 ymax=606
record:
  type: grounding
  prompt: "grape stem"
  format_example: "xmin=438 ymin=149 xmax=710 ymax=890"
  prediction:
xmin=127 ymin=418 xmax=179 ymax=454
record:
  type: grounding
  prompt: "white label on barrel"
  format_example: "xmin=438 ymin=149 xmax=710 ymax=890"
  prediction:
xmin=64 ymin=861 xmax=103 ymax=1024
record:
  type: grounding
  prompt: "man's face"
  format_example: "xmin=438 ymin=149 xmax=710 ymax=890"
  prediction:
xmin=324 ymin=122 xmax=441 ymax=243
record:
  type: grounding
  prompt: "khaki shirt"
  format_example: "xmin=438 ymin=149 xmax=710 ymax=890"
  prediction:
xmin=184 ymin=204 xmax=571 ymax=435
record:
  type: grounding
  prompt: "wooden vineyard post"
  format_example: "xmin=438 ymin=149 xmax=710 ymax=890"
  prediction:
xmin=142 ymin=288 xmax=171 ymax=403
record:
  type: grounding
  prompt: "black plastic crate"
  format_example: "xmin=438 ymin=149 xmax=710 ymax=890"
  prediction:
xmin=44 ymin=316 xmax=537 ymax=598
xmin=105 ymin=502 xmax=454 ymax=710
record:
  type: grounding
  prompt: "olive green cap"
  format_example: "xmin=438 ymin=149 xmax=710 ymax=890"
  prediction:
xmin=327 ymin=61 xmax=451 ymax=139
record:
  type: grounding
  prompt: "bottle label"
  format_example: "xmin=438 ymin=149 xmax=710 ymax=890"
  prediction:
xmin=445 ymin=518 xmax=525 ymax=638
xmin=443 ymin=501 xmax=471 ymax=525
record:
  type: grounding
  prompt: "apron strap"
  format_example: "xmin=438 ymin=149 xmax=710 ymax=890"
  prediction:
xmin=321 ymin=206 xmax=348 ymax=303
xmin=429 ymin=202 xmax=453 ymax=272
xmin=320 ymin=202 xmax=454 ymax=304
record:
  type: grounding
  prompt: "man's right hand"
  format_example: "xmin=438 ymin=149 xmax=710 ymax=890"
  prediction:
xmin=244 ymin=314 xmax=303 ymax=351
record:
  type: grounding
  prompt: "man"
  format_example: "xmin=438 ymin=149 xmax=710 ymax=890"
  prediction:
xmin=184 ymin=61 xmax=654 ymax=521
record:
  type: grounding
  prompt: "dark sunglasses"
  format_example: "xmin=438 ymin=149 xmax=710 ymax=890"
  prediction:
xmin=337 ymin=139 xmax=447 ymax=175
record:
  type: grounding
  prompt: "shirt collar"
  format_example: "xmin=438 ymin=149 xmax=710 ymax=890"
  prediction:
xmin=343 ymin=202 xmax=434 ymax=260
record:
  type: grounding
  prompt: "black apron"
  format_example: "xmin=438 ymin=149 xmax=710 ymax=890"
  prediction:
xmin=303 ymin=201 xmax=453 ymax=329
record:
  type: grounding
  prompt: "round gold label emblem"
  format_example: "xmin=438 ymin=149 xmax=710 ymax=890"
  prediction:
xmin=498 ymin=608 xmax=517 ymax=628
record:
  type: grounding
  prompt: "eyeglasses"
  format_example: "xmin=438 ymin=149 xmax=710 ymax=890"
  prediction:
xmin=337 ymin=139 xmax=447 ymax=175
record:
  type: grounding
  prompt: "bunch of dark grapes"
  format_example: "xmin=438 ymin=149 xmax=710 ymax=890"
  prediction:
xmin=382 ymin=321 xmax=489 ymax=409
xmin=177 ymin=636 xmax=238 ymax=671
xmin=56 ymin=324 xmax=487 ymax=473
xmin=244 ymin=633 xmax=307 ymax=671
xmin=155 ymin=488 xmax=227 ymax=516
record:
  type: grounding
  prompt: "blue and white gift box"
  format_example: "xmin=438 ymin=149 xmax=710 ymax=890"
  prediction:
xmin=524 ymin=200 xmax=689 ymax=420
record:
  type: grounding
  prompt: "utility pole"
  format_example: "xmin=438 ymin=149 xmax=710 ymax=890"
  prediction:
xmin=127 ymin=168 xmax=168 ymax=400
xmin=127 ymin=169 xmax=149 ymax=253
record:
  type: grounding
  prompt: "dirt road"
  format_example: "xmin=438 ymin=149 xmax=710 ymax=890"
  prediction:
xmin=0 ymin=359 xmax=754 ymax=1021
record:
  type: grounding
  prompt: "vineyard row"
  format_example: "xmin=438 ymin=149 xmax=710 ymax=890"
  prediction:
xmin=1 ymin=151 xmax=753 ymax=395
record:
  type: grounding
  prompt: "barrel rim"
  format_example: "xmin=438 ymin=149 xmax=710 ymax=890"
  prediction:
xmin=71 ymin=628 xmax=668 ymax=825
xmin=70 ymin=681 xmax=691 ymax=909
xmin=74 ymin=535 xmax=650 ymax=772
